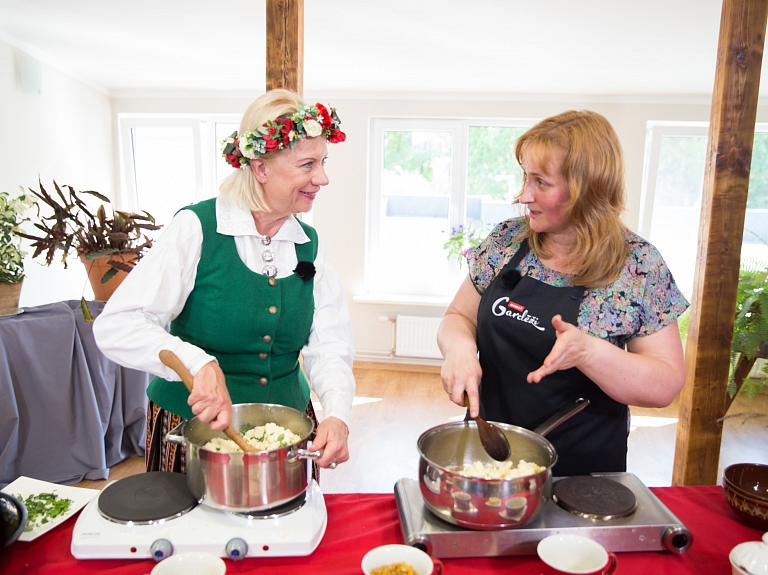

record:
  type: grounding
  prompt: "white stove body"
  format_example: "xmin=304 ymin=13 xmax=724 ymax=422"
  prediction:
xmin=71 ymin=480 xmax=327 ymax=560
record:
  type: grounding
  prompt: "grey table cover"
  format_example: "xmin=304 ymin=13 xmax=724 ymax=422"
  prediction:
xmin=0 ymin=300 xmax=149 ymax=488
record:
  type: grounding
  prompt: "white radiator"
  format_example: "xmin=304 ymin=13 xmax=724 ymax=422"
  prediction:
xmin=395 ymin=315 xmax=443 ymax=359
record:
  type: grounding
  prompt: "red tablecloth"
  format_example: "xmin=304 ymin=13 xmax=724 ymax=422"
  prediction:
xmin=2 ymin=486 xmax=764 ymax=574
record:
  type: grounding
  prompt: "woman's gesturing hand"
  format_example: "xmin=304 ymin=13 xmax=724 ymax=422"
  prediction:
xmin=312 ymin=417 xmax=349 ymax=468
xmin=188 ymin=360 xmax=233 ymax=431
xmin=527 ymin=314 xmax=593 ymax=383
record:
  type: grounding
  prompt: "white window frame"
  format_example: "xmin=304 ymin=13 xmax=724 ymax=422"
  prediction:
xmin=639 ymin=121 xmax=768 ymax=239
xmin=118 ymin=114 xmax=242 ymax=213
xmin=362 ymin=116 xmax=538 ymax=302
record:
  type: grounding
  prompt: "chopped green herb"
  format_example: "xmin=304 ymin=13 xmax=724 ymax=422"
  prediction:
xmin=276 ymin=433 xmax=284 ymax=443
xmin=15 ymin=492 xmax=73 ymax=532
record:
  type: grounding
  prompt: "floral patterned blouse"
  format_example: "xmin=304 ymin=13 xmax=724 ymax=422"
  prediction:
xmin=467 ymin=218 xmax=689 ymax=348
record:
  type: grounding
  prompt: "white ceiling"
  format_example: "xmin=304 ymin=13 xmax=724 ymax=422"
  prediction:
xmin=0 ymin=0 xmax=763 ymax=99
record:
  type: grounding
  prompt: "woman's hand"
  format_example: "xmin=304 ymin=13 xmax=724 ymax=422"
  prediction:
xmin=441 ymin=350 xmax=483 ymax=417
xmin=438 ymin=276 xmax=484 ymax=417
xmin=527 ymin=314 xmax=593 ymax=383
xmin=311 ymin=417 xmax=349 ymax=468
xmin=188 ymin=360 xmax=233 ymax=431
xmin=528 ymin=316 xmax=686 ymax=408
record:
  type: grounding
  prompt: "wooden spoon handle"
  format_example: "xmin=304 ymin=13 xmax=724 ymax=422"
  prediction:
xmin=158 ymin=350 xmax=256 ymax=453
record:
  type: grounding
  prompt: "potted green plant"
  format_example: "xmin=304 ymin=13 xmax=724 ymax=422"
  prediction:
xmin=679 ymin=255 xmax=768 ymax=414
xmin=0 ymin=190 xmax=34 ymax=315
xmin=15 ymin=180 xmax=161 ymax=302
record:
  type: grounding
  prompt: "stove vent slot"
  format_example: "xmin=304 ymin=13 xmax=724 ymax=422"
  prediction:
xmin=395 ymin=315 xmax=442 ymax=359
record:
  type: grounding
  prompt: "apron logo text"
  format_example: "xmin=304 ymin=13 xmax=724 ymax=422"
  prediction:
xmin=492 ymin=297 xmax=546 ymax=332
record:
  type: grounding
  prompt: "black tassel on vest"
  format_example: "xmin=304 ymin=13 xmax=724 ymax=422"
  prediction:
xmin=500 ymin=268 xmax=522 ymax=291
xmin=294 ymin=261 xmax=316 ymax=281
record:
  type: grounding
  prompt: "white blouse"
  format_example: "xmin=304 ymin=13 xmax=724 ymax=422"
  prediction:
xmin=93 ymin=198 xmax=356 ymax=426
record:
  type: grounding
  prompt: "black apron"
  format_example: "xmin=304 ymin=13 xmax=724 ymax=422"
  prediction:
xmin=476 ymin=239 xmax=628 ymax=476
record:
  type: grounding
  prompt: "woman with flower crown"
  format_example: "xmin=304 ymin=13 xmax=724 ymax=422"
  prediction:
xmin=94 ymin=89 xmax=353 ymax=474
xmin=438 ymin=110 xmax=688 ymax=476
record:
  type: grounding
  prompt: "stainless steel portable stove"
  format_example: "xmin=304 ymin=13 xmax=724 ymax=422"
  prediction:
xmin=395 ymin=472 xmax=692 ymax=558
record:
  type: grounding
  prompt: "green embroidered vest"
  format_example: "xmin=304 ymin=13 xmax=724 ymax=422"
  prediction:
xmin=146 ymin=198 xmax=317 ymax=419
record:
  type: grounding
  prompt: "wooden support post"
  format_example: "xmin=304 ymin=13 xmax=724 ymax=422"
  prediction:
xmin=265 ymin=0 xmax=304 ymax=95
xmin=672 ymin=0 xmax=768 ymax=486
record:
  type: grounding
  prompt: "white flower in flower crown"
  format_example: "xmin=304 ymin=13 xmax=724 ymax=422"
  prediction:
xmin=303 ymin=119 xmax=323 ymax=138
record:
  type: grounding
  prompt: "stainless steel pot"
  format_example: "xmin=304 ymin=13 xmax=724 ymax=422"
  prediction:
xmin=167 ymin=403 xmax=320 ymax=512
xmin=417 ymin=398 xmax=588 ymax=530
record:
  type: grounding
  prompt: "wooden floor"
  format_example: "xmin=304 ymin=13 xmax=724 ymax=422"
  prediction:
xmin=73 ymin=363 xmax=768 ymax=493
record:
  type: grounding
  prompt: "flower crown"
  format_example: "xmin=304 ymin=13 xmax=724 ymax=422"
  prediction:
xmin=221 ymin=103 xmax=346 ymax=169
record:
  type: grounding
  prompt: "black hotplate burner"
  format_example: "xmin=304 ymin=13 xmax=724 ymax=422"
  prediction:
xmin=98 ymin=472 xmax=197 ymax=524
xmin=552 ymin=475 xmax=637 ymax=520
xmin=232 ymin=490 xmax=308 ymax=520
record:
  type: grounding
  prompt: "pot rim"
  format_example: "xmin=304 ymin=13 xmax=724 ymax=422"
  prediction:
xmin=1 ymin=492 xmax=27 ymax=548
xmin=179 ymin=402 xmax=316 ymax=453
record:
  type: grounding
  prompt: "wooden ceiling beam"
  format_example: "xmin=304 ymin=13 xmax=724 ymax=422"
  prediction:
xmin=672 ymin=0 xmax=768 ymax=486
xmin=265 ymin=0 xmax=304 ymax=95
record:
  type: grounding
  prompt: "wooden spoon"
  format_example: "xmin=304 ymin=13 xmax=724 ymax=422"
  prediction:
xmin=159 ymin=349 xmax=257 ymax=453
xmin=463 ymin=391 xmax=511 ymax=461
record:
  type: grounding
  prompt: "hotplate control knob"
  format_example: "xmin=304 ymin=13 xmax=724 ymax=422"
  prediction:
xmin=150 ymin=539 xmax=174 ymax=561
xmin=226 ymin=538 xmax=248 ymax=560
xmin=662 ymin=526 xmax=693 ymax=554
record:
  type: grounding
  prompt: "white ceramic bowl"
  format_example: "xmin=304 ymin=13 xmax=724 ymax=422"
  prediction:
xmin=537 ymin=534 xmax=612 ymax=574
xmin=151 ymin=552 xmax=226 ymax=575
xmin=361 ymin=544 xmax=434 ymax=575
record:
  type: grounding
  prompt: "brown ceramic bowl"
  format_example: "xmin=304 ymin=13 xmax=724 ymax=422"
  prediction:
xmin=722 ymin=463 xmax=768 ymax=530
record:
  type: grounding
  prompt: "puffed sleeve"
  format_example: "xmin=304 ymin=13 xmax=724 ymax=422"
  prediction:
xmin=301 ymin=237 xmax=356 ymax=427
xmin=93 ymin=210 xmax=218 ymax=380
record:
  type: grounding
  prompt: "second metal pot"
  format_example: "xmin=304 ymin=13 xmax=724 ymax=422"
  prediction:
xmin=167 ymin=403 xmax=319 ymax=512
xmin=417 ymin=398 xmax=588 ymax=530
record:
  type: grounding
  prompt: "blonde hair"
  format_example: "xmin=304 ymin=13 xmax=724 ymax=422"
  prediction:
xmin=218 ymin=89 xmax=306 ymax=213
xmin=514 ymin=110 xmax=628 ymax=288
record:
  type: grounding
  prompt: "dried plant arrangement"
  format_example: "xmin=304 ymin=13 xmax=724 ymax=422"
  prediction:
xmin=15 ymin=180 xmax=161 ymax=284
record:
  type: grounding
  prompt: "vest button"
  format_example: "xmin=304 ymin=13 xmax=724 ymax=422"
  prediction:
xmin=268 ymin=277 xmax=277 ymax=286
xmin=258 ymin=352 xmax=268 ymax=359
xmin=262 ymin=335 xmax=272 ymax=343
xmin=268 ymin=306 xmax=277 ymax=314
xmin=259 ymin=377 xmax=268 ymax=386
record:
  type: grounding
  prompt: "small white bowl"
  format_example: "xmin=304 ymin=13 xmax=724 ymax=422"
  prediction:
xmin=361 ymin=544 xmax=437 ymax=575
xmin=151 ymin=552 xmax=226 ymax=575
xmin=537 ymin=534 xmax=615 ymax=574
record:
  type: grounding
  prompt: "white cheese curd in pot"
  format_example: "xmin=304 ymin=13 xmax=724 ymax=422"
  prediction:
xmin=455 ymin=459 xmax=545 ymax=479
xmin=202 ymin=422 xmax=301 ymax=453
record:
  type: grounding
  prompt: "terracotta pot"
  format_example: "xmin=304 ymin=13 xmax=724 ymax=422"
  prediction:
xmin=0 ymin=280 xmax=23 ymax=316
xmin=80 ymin=254 xmax=136 ymax=301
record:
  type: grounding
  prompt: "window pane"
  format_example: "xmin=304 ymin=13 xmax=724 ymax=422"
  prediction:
xmin=369 ymin=130 xmax=458 ymax=296
xmin=744 ymin=133 xmax=768 ymax=265
xmin=648 ymin=133 xmax=768 ymax=298
xmin=466 ymin=126 xmax=527 ymax=231
xmin=132 ymin=126 xmax=198 ymax=227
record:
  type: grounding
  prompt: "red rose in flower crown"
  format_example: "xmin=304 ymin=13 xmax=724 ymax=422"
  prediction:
xmin=221 ymin=103 xmax=345 ymax=167
xmin=328 ymin=130 xmax=346 ymax=144
xmin=316 ymin=103 xmax=333 ymax=130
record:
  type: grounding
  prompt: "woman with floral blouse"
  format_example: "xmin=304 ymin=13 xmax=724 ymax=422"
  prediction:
xmin=438 ymin=110 xmax=688 ymax=476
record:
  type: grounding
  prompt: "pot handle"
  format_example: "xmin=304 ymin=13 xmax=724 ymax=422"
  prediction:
xmin=296 ymin=448 xmax=322 ymax=460
xmin=166 ymin=421 xmax=186 ymax=445
xmin=533 ymin=397 xmax=590 ymax=437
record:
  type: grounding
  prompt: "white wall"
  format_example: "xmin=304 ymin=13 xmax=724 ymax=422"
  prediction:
xmin=0 ymin=39 xmax=115 ymax=306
